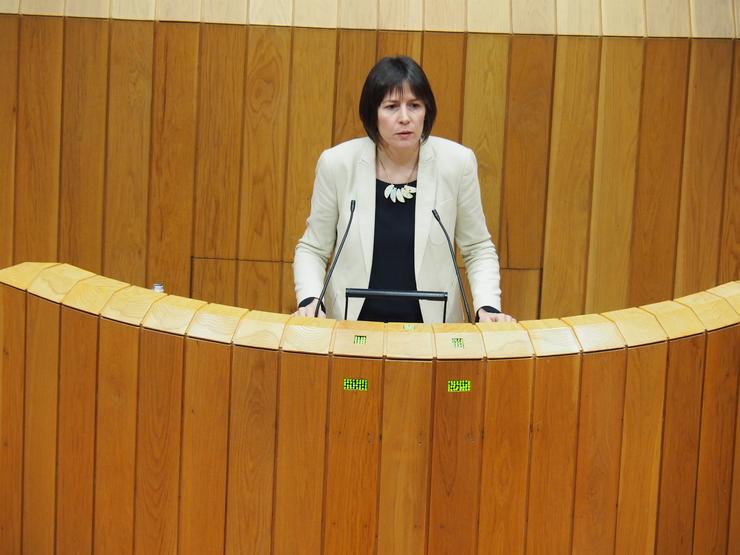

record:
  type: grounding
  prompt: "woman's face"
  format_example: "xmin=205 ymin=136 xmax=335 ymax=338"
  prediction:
xmin=376 ymin=82 xmax=426 ymax=152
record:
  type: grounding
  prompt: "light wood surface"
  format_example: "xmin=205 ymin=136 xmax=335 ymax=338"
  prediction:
xmin=378 ymin=0 xmax=422 ymax=30
xmin=20 ymin=0 xmax=63 ymax=15
xmin=384 ymin=322 xmax=435 ymax=359
xmin=645 ymin=0 xmax=691 ymax=37
xmin=477 ymin=321 xmax=534 ymax=358
xmin=65 ymin=0 xmax=109 ymax=17
xmin=249 ymin=0 xmax=290 ymax=25
xmin=142 ymin=295 xmax=207 ymax=335
xmin=62 ymin=275 xmax=129 ymax=315
xmin=157 ymin=0 xmax=200 ymax=21
xmin=709 ymin=281 xmax=740 ymax=313
xmin=232 ymin=309 xmax=289 ymax=349
xmin=339 ymin=0 xmax=377 ymax=29
xmin=0 ymin=261 xmax=58 ymax=290
xmin=293 ymin=0 xmax=337 ymax=27
xmin=432 ymin=322 xmax=485 ymax=359
xmin=691 ymin=0 xmax=735 ymax=37
xmin=557 ymin=0 xmax=601 ymax=35
xmin=203 ymin=0 xmax=247 ymax=24
xmin=520 ymin=318 xmax=581 ymax=356
xmin=676 ymin=290 xmax=739 ymax=330
xmin=468 ymin=0 xmax=510 ymax=32
xmin=186 ymin=303 xmax=248 ymax=343
xmin=100 ymin=285 xmax=165 ymax=326
xmin=602 ymin=306 xmax=667 ymax=346
xmin=111 ymin=0 xmax=154 ymax=20
xmin=602 ymin=0 xmax=645 ymax=36
xmin=331 ymin=319 xmax=385 ymax=357
xmin=27 ymin=263 xmax=94 ymax=302
xmin=641 ymin=300 xmax=705 ymax=339
xmin=424 ymin=0 xmax=464 ymax=31
xmin=511 ymin=0 xmax=556 ymax=34
xmin=561 ymin=313 xmax=626 ymax=352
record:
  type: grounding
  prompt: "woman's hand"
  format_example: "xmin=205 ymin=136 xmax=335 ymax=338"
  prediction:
xmin=478 ymin=308 xmax=516 ymax=323
xmin=293 ymin=298 xmax=326 ymax=318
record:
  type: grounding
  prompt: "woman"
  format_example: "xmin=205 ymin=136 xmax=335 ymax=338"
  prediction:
xmin=293 ymin=56 xmax=513 ymax=324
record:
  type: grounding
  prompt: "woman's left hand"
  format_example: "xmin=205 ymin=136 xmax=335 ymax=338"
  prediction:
xmin=478 ymin=308 xmax=516 ymax=323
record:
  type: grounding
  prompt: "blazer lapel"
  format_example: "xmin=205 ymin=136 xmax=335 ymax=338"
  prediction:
xmin=414 ymin=140 xmax=437 ymax=278
xmin=355 ymin=141 xmax=376 ymax=283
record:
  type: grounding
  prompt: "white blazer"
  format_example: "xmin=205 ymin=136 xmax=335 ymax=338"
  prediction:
xmin=294 ymin=136 xmax=501 ymax=323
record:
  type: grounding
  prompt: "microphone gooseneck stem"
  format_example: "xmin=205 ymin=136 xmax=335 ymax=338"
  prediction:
xmin=315 ymin=200 xmax=356 ymax=317
xmin=432 ymin=209 xmax=473 ymax=323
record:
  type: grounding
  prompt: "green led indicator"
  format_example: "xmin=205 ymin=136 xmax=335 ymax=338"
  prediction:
xmin=343 ymin=378 xmax=368 ymax=391
xmin=353 ymin=335 xmax=367 ymax=345
xmin=448 ymin=380 xmax=471 ymax=393
xmin=403 ymin=324 xmax=416 ymax=331
xmin=451 ymin=337 xmax=465 ymax=349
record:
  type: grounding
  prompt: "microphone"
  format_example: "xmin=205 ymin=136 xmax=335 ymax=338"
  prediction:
xmin=315 ymin=200 xmax=357 ymax=317
xmin=432 ymin=209 xmax=473 ymax=323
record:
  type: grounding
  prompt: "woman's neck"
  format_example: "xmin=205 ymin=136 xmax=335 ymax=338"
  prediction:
xmin=377 ymin=143 xmax=419 ymax=169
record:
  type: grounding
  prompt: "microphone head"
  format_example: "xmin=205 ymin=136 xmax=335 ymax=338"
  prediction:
xmin=350 ymin=199 xmax=356 ymax=212
xmin=432 ymin=208 xmax=441 ymax=221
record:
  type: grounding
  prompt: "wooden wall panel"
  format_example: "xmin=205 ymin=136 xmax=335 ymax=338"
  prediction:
xmin=56 ymin=307 xmax=98 ymax=554
xmin=500 ymin=269 xmax=540 ymax=320
xmin=602 ymin=0 xmax=646 ymax=36
xmin=191 ymin=258 xmax=237 ymax=305
xmin=95 ymin=319 xmax=139 ymax=554
xmin=280 ymin=262 xmax=295 ymax=313
xmin=462 ymin=34 xmax=509 ymax=247
xmin=203 ymin=0 xmax=248 ymax=24
xmin=15 ymin=16 xmax=62 ymax=263
xmin=59 ymin=18 xmax=108 ymax=274
xmin=674 ymin=40 xmax=734 ymax=297
xmin=499 ymin=35 xmax=555 ymax=269
xmin=377 ymin=30 xmax=422 ymax=60
xmin=179 ymin=339 xmax=231 ymax=554
xmin=248 ymin=0 xmax=291 ymax=26
xmin=157 ymin=0 xmax=200 ymax=22
xmin=21 ymin=0 xmax=64 ymax=15
xmin=586 ymin=38 xmax=643 ymax=313
xmin=525 ymin=354 xmax=580 ymax=554
xmin=236 ymin=260 xmax=281 ymax=312
xmin=65 ymin=0 xmax=109 ymax=18
xmin=0 ymin=16 xmax=17 ymax=268
xmin=273 ymin=352 xmax=329 ymax=554
xmin=104 ymin=20 xmax=153 ymax=287
xmin=339 ymin=0 xmax=377 ymax=29
xmin=511 ymin=0 xmax=556 ymax=34
xmin=226 ymin=347 xmax=278 ymax=554
xmin=645 ymin=0 xmax=691 ymax=37
xmin=378 ymin=0 xmax=422 ymax=31
xmin=147 ymin=23 xmax=199 ymax=296
xmin=333 ymin=30 xmax=376 ymax=145
xmin=557 ymin=0 xmax=601 ymax=35
xmin=540 ymin=37 xmax=601 ymax=319
xmin=376 ymin=360 xmax=432 ymax=555
xmin=135 ymin=330 xmax=184 ymax=555
xmin=691 ymin=0 xmax=735 ymax=37
xmin=425 ymin=0 xmax=464 ymax=31
xmin=22 ymin=296 xmax=59 ymax=555
xmin=193 ymin=24 xmax=245 ymax=260
xmin=324 ymin=357 xmax=382 ymax=554
xmin=0 ymin=285 xmax=26 ymax=555
xmin=293 ymin=0 xmax=337 ymax=28
xmin=629 ymin=39 xmax=689 ymax=307
xmin=421 ymin=32 xmax=465 ymax=142
xmin=111 ymin=0 xmax=154 ymax=20
xmin=282 ymin=28 xmax=337 ymax=262
xmin=655 ymin=334 xmax=706 ymax=555
xmin=720 ymin=41 xmax=740 ymax=282
xmin=240 ymin=26 xmax=291 ymax=262
xmin=468 ymin=0 xmax=510 ymax=33
xmin=0 ymin=0 xmax=18 ymax=12
xmin=478 ymin=358 xmax=533 ymax=554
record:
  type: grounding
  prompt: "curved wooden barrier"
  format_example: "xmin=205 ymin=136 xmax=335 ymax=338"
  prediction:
xmin=0 ymin=261 xmax=739 ymax=554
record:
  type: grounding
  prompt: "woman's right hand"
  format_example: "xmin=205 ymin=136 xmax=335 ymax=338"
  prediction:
xmin=293 ymin=298 xmax=326 ymax=318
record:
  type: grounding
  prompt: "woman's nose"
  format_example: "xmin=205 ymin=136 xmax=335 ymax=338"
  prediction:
xmin=399 ymin=105 xmax=410 ymax=122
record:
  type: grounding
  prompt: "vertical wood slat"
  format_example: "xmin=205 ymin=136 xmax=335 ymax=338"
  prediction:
xmin=424 ymin=0 xmax=464 ymax=31
xmin=239 ymin=25 xmax=291 ymax=262
xmin=179 ymin=339 xmax=231 ymax=554
xmin=628 ymin=39 xmax=690 ymax=307
xmin=111 ymin=0 xmax=155 ymax=20
xmin=0 ymin=15 xmax=18 ymax=268
xmin=720 ymin=40 xmax=740 ymax=283
xmin=156 ymin=0 xmax=200 ymax=22
xmin=376 ymin=360 xmax=433 ymax=555
xmin=499 ymin=35 xmax=555 ymax=269
xmin=202 ymin=0 xmax=247 ymax=24
xmin=690 ymin=0 xmax=735 ymax=37
xmin=0 ymin=285 xmax=26 ymax=555
xmin=147 ymin=22 xmax=199 ymax=296
xmin=59 ymin=17 xmax=108 ymax=274
xmin=500 ymin=269 xmax=541 ymax=320
xmin=15 ymin=15 xmax=63 ymax=263
xmin=236 ymin=260 xmax=281 ymax=312
xmin=193 ymin=23 xmax=246 ymax=260
xmin=20 ymin=0 xmax=64 ymax=15
xmin=378 ymin=0 xmax=422 ymax=31
xmin=556 ymin=0 xmax=601 ymax=35
xmin=249 ymin=0 xmax=292 ymax=26
xmin=376 ymin=30 xmax=422 ymax=60
xmin=134 ymin=330 xmax=184 ymax=555
xmin=293 ymin=0 xmax=337 ymax=28
xmin=525 ymin=354 xmax=581 ymax=554
xmin=333 ymin=29 xmax=376 ymax=145
xmin=421 ymin=32 xmax=465 ymax=143
xmin=65 ymin=0 xmax=110 ymax=18
xmin=467 ymin=0 xmax=510 ymax=33
xmin=22 ymin=296 xmax=60 ymax=555
xmin=226 ymin=347 xmax=278 ymax=554
xmin=272 ymin=352 xmax=329 ymax=554
xmin=601 ymin=0 xmax=646 ymax=36
xmin=645 ymin=0 xmax=691 ymax=37
xmin=511 ymin=0 xmax=556 ymax=34
xmin=323 ymin=357 xmax=382 ymax=554
xmin=540 ymin=37 xmax=601 ymax=318
xmin=104 ymin=20 xmax=153 ymax=287
xmin=674 ymin=40 xmax=734 ymax=297
xmin=191 ymin=258 xmax=237 ymax=306
xmin=428 ymin=360 xmax=485 ymax=555
xmin=478 ymin=358 xmax=534 ymax=554
xmin=339 ymin=0 xmax=377 ymax=29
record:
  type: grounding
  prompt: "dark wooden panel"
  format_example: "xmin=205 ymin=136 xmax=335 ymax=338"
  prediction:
xmin=655 ymin=334 xmax=706 ymax=555
xmin=377 ymin=359 xmax=433 ymax=555
xmin=193 ymin=23 xmax=246 ymax=259
xmin=376 ymin=30 xmax=422 ymax=60
xmin=135 ymin=329 xmax=184 ymax=555
xmin=236 ymin=260 xmax=281 ymax=312
xmin=147 ymin=22 xmax=199 ymax=296
xmin=280 ymin=261 xmax=295 ymax=314
xmin=59 ymin=18 xmax=108 ymax=273
xmin=324 ymin=357 xmax=382 ymax=554
xmin=56 ymin=307 xmax=98 ymax=554
xmin=226 ymin=347 xmax=278 ymax=555
xmin=334 ymin=30 xmax=376 ymax=145
xmin=273 ymin=352 xmax=329 ymax=554
xmin=499 ymin=35 xmax=555 ymax=269
xmin=421 ymin=32 xmax=465 ymax=142
xmin=478 ymin=357 xmax=534 ymax=554
xmin=191 ymin=257 xmax=237 ymax=306
xmin=15 ymin=16 xmax=63 ymax=263
xmin=0 ymin=16 xmax=18 ymax=267
xmin=500 ymin=268 xmax=540 ymax=320
xmin=428 ymin=359 xmax=485 ymax=554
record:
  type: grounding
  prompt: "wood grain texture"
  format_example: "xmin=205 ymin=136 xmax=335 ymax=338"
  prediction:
xmin=111 ymin=0 xmax=154 ymax=20
xmin=675 ymin=40 xmax=733 ymax=297
xmin=462 ymin=34 xmax=509 ymax=247
xmin=248 ymin=0 xmax=291 ymax=26
xmin=692 ymin=325 xmax=740 ymax=553
xmin=720 ymin=41 xmax=740 ymax=283
xmin=500 ymin=269 xmax=540 ymax=320
xmin=65 ymin=0 xmax=109 ymax=17
xmin=0 ymin=16 xmax=17 ymax=268
xmin=273 ymin=352 xmax=329 ymax=554
xmin=614 ymin=343 xmax=667 ymax=554
xmin=193 ymin=23 xmax=245 ymax=259
xmin=15 ymin=15 xmax=62 ymax=263
xmin=424 ymin=0 xmax=464 ymax=31
xmin=147 ymin=22 xmax=199 ymax=296
xmin=135 ymin=329 xmax=184 ymax=555
xmin=293 ymin=0 xmax=337 ymax=28
xmin=478 ymin=358 xmax=533 ymax=554
xmin=324 ymin=356 xmax=382 ymax=554
xmin=203 ymin=0 xmax=248 ymax=24
xmin=156 ymin=0 xmax=200 ymax=22
xmin=0 ymin=1 xmax=19 ymax=12
xmin=376 ymin=30 xmax=422 ymax=60
xmin=240 ymin=25 xmax=291 ymax=262
xmin=511 ymin=0 xmax=556 ymax=34
xmin=20 ymin=0 xmax=63 ymax=15
xmin=525 ymin=354 xmax=580 ymax=554
xmin=22 ymin=296 xmax=59 ymax=555
xmin=59 ymin=17 xmax=108 ymax=274
xmin=655 ymin=334 xmax=706 ymax=555
xmin=191 ymin=258 xmax=237 ymax=306
xmin=376 ymin=360 xmax=433 ymax=555
xmin=691 ymin=0 xmax=735 ymax=37
xmin=601 ymin=0 xmax=646 ymax=36
xmin=585 ymin=38 xmax=643 ymax=313
xmin=571 ymin=350 xmax=626 ymax=554
xmin=378 ymin=0 xmax=422 ymax=30
xmin=557 ymin=0 xmax=601 ymax=35
xmin=280 ymin=262 xmax=295 ymax=313
xmin=428 ymin=360 xmax=485 ymax=554
xmin=94 ymin=319 xmax=139 ymax=555
xmin=333 ymin=30 xmax=376 ymax=145
xmin=56 ymin=307 xmax=98 ymax=554
xmin=499 ymin=35 xmax=555 ymax=269
xmin=339 ymin=0 xmax=377 ymax=29
xmin=540 ymin=37 xmax=601 ymax=318
xmin=226 ymin=347 xmax=278 ymax=555
xmin=645 ymin=0 xmax=691 ymax=37
xmin=104 ymin=20 xmax=152 ymax=287
xmin=179 ymin=339 xmax=231 ymax=554
xmin=421 ymin=32 xmax=465 ymax=142
xmin=237 ymin=260 xmax=281 ymax=312
xmin=282 ymin=28 xmax=337 ymax=262
xmin=0 ymin=285 xmax=25 ymax=555
xmin=468 ymin=0 xmax=510 ymax=33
